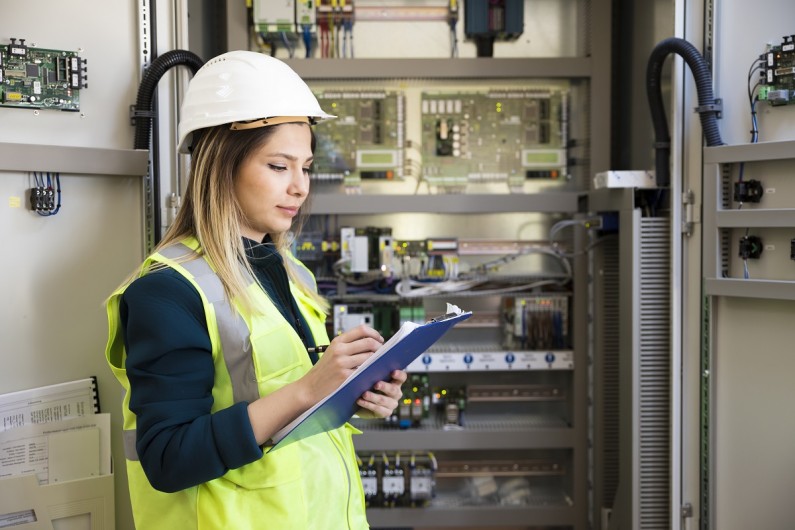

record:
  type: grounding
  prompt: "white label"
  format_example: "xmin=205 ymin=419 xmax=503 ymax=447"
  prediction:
xmin=406 ymin=351 xmax=576 ymax=372
xmin=765 ymin=245 xmax=776 ymax=251
xmin=766 ymin=188 xmax=776 ymax=194
xmin=470 ymin=353 xmax=498 ymax=370
xmin=783 ymin=43 xmax=795 ymax=52
xmin=0 ymin=510 xmax=37 ymax=528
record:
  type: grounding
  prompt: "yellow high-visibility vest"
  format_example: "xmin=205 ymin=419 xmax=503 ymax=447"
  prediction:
xmin=105 ymin=238 xmax=368 ymax=529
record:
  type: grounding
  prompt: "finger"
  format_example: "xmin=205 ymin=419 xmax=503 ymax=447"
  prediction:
xmin=325 ymin=350 xmax=373 ymax=371
xmin=372 ymin=381 xmax=403 ymax=400
xmin=344 ymin=336 xmax=383 ymax=356
xmin=357 ymin=393 xmax=396 ymax=418
xmin=390 ymin=369 xmax=408 ymax=384
xmin=337 ymin=324 xmax=384 ymax=344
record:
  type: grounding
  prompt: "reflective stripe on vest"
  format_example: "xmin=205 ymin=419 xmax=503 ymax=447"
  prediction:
xmin=122 ymin=243 xmax=257 ymax=461
xmin=291 ymin=257 xmax=317 ymax=292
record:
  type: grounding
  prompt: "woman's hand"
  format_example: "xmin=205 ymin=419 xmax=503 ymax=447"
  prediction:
xmin=355 ymin=369 xmax=408 ymax=419
xmin=301 ymin=324 xmax=384 ymax=405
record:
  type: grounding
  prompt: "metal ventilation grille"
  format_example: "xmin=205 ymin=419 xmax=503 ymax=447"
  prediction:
xmin=600 ymin=236 xmax=621 ymax=510
xmin=700 ymin=295 xmax=711 ymax=530
xmin=719 ymin=163 xmax=733 ymax=275
xmin=638 ymin=217 xmax=671 ymax=529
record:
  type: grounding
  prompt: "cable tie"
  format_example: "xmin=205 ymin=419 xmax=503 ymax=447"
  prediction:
xmin=693 ymin=98 xmax=723 ymax=118
xmin=129 ymin=105 xmax=157 ymax=125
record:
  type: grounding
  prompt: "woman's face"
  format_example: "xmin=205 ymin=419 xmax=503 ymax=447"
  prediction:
xmin=234 ymin=123 xmax=313 ymax=242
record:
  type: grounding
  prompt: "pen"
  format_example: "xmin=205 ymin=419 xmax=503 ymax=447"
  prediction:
xmin=307 ymin=344 xmax=329 ymax=355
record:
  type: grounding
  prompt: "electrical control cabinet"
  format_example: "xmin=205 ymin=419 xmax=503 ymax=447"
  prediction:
xmin=284 ymin=16 xmax=609 ymax=519
xmin=270 ymin=0 xmax=612 ymax=525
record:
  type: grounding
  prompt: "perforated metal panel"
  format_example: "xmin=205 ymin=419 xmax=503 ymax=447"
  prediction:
xmin=637 ymin=217 xmax=671 ymax=529
xmin=597 ymin=236 xmax=620 ymax=512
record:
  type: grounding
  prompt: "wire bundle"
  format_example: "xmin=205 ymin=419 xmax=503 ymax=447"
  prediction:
xmin=739 ymin=54 xmax=766 ymax=279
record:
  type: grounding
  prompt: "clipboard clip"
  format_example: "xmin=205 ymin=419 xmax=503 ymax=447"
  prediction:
xmin=429 ymin=303 xmax=467 ymax=323
xmin=429 ymin=312 xmax=459 ymax=323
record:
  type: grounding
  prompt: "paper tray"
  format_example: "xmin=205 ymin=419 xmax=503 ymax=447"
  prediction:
xmin=0 ymin=473 xmax=114 ymax=530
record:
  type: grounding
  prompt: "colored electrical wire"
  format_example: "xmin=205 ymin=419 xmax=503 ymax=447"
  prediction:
xmin=280 ymin=32 xmax=295 ymax=58
xmin=738 ymin=55 xmax=764 ymax=279
xmin=302 ymin=25 xmax=313 ymax=57
xmin=342 ymin=18 xmax=354 ymax=58
xmin=747 ymin=54 xmax=764 ymax=143
xmin=449 ymin=17 xmax=458 ymax=57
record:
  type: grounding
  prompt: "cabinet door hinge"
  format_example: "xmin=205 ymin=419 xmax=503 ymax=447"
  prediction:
xmin=681 ymin=502 xmax=694 ymax=529
xmin=683 ymin=190 xmax=698 ymax=237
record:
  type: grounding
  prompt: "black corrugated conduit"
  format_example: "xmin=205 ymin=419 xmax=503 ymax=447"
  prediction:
xmin=133 ymin=49 xmax=204 ymax=150
xmin=133 ymin=49 xmax=204 ymax=242
xmin=646 ymin=37 xmax=724 ymax=188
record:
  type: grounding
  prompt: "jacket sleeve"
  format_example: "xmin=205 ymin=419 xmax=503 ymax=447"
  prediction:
xmin=120 ymin=270 xmax=263 ymax=493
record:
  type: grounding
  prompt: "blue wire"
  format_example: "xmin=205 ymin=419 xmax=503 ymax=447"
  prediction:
xmin=51 ymin=173 xmax=62 ymax=215
xmin=303 ymin=25 xmax=312 ymax=58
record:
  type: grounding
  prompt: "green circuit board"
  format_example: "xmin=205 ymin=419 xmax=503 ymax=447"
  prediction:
xmin=420 ymin=88 xmax=568 ymax=191
xmin=759 ymin=36 xmax=795 ymax=106
xmin=0 ymin=38 xmax=85 ymax=111
xmin=312 ymin=90 xmax=405 ymax=188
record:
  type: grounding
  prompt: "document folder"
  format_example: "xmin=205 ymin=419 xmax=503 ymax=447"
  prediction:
xmin=268 ymin=310 xmax=471 ymax=451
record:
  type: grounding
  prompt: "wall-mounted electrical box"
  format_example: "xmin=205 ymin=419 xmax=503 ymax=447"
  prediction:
xmin=464 ymin=0 xmax=524 ymax=57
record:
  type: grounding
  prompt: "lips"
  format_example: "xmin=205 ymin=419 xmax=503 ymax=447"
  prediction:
xmin=278 ymin=205 xmax=300 ymax=217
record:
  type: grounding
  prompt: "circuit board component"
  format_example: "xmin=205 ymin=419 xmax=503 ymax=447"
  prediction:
xmin=420 ymin=88 xmax=568 ymax=191
xmin=312 ymin=90 xmax=405 ymax=189
xmin=0 ymin=38 xmax=87 ymax=111
xmin=760 ymin=34 xmax=795 ymax=106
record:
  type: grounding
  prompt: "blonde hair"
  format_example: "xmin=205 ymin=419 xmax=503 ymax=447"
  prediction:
xmin=113 ymin=123 xmax=328 ymax=315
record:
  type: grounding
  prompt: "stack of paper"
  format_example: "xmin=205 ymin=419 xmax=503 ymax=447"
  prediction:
xmin=0 ymin=378 xmax=110 ymax=486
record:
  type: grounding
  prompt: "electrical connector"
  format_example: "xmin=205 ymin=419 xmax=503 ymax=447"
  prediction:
xmin=734 ymin=179 xmax=764 ymax=203
xmin=583 ymin=216 xmax=602 ymax=230
xmin=583 ymin=213 xmax=618 ymax=232
xmin=29 ymin=187 xmax=44 ymax=211
xmin=739 ymin=235 xmax=763 ymax=260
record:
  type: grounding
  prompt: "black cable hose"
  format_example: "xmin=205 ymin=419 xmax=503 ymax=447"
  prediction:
xmin=133 ymin=49 xmax=204 ymax=243
xmin=646 ymin=37 xmax=724 ymax=188
xmin=133 ymin=49 xmax=204 ymax=150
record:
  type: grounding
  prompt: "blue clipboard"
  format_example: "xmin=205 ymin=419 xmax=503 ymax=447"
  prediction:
xmin=267 ymin=311 xmax=472 ymax=451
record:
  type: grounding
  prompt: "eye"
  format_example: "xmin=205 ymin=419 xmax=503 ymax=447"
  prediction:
xmin=303 ymin=166 xmax=313 ymax=175
xmin=268 ymin=164 xmax=287 ymax=172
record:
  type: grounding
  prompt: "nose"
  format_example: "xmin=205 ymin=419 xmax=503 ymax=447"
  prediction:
xmin=289 ymin=167 xmax=310 ymax=197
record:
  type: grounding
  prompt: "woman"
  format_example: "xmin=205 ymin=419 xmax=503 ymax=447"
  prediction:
xmin=105 ymin=50 xmax=406 ymax=529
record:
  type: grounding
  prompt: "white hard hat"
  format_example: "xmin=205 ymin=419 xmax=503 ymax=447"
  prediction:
xmin=177 ymin=50 xmax=335 ymax=153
